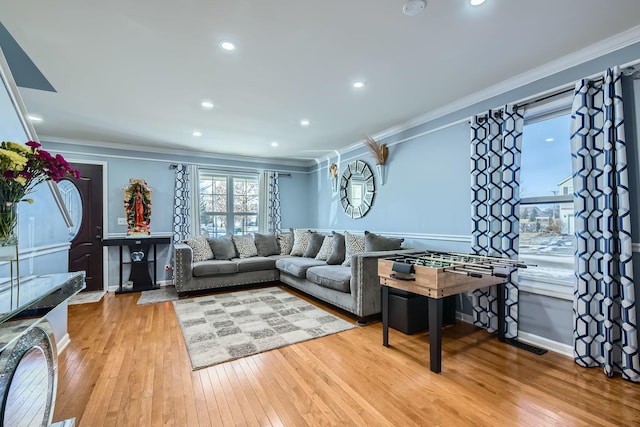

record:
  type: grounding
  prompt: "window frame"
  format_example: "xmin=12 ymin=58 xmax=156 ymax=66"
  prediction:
xmin=518 ymin=96 xmax=574 ymax=300
xmin=196 ymin=169 xmax=262 ymax=238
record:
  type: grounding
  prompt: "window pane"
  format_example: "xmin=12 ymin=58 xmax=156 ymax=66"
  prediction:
xmin=233 ymin=215 xmax=258 ymax=235
xmin=520 ymin=114 xmax=572 ymax=198
xmin=198 ymin=172 xmax=259 ymax=237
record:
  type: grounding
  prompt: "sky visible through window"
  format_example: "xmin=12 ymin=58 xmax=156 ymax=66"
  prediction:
xmin=520 ymin=114 xmax=572 ymax=198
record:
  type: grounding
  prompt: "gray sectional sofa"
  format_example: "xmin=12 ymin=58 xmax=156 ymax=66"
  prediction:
xmin=173 ymin=230 xmax=413 ymax=322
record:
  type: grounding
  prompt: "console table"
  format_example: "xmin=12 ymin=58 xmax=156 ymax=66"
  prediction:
xmin=102 ymin=237 xmax=171 ymax=294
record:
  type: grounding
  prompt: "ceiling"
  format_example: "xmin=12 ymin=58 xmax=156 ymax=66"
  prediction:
xmin=2 ymin=1 xmax=640 ymax=162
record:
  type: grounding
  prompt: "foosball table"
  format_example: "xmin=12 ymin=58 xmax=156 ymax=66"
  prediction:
xmin=378 ymin=251 xmax=527 ymax=373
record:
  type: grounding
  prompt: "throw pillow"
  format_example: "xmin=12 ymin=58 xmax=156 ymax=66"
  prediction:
xmin=326 ymin=232 xmax=346 ymax=265
xmin=342 ymin=231 xmax=365 ymax=267
xmin=314 ymin=235 xmax=334 ymax=261
xmin=184 ymin=235 xmax=214 ymax=262
xmin=290 ymin=229 xmax=311 ymax=257
xmin=277 ymin=231 xmax=293 ymax=255
xmin=253 ymin=232 xmax=280 ymax=256
xmin=208 ymin=236 xmax=237 ymax=260
xmin=233 ymin=235 xmax=258 ymax=258
xmin=303 ymin=231 xmax=325 ymax=258
xmin=364 ymin=231 xmax=404 ymax=251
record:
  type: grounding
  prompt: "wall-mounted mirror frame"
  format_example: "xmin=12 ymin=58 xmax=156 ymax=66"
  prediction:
xmin=339 ymin=160 xmax=375 ymax=218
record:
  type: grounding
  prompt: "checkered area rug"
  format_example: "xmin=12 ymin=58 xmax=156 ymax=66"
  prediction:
xmin=173 ymin=287 xmax=355 ymax=370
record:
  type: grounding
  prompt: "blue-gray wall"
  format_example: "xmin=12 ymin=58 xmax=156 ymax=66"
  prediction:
xmin=42 ymin=141 xmax=311 ymax=288
xmin=310 ymin=42 xmax=640 ymax=352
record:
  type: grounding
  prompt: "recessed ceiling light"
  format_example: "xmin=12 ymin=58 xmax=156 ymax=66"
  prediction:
xmin=192 ymin=131 xmax=202 ymax=137
xmin=201 ymin=100 xmax=214 ymax=109
xmin=353 ymin=81 xmax=366 ymax=89
xmin=271 ymin=141 xmax=278 ymax=147
xmin=29 ymin=114 xmax=42 ymax=122
xmin=470 ymin=0 xmax=486 ymax=5
xmin=403 ymin=0 xmax=427 ymax=16
xmin=300 ymin=119 xmax=310 ymax=127
xmin=546 ymin=137 xmax=555 ymax=142
xmin=219 ymin=40 xmax=236 ymax=51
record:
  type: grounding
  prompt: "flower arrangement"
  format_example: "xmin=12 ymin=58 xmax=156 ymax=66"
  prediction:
xmin=363 ymin=136 xmax=388 ymax=165
xmin=0 ymin=140 xmax=79 ymax=245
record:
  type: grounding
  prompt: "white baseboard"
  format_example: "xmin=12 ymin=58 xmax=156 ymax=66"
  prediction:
xmin=455 ymin=312 xmax=572 ymax=357
xmin=57 ymin=333 xmax=70 ymax=355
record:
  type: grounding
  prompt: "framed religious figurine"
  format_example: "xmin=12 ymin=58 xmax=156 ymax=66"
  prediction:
xmin=123 ymin=179 xmax=152 ymax=236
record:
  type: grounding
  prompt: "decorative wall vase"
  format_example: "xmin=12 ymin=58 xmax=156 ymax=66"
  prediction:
xmin=124 ymin=179 xmax=152 ymax=236
xmin=376 ymin=164 xmax=387 ymax=186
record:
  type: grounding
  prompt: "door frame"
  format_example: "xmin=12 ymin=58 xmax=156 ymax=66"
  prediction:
xmin=67 ymin=158 xmax=109 ymax=292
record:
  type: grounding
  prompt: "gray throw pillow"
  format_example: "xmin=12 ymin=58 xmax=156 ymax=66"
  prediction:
xmin=254 ymin=232 xmax=280 ymax=256
xmin=364 ymin=231 xmax=404 ymax=251
xmin=303 ymin=232 xmax=325 ymax=258
xmin=208 ymin=236 xmax=237 ymax=260
xmin=326 ymin=232 xmax=345 ymax=265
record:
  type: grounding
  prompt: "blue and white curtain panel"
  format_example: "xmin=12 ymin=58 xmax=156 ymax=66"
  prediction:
xmin=571 ymin=67 xmax=639 ymax=383
xmin=267 ymin=171 xmax=282 ymax=233
xmin=470 ymin=105 xmax=524 ymax=339
xmin=172 ymin=163 xmax=191 ymax=242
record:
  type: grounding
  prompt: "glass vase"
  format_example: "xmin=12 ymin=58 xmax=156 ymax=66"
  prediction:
xmin=0 ymin=203 xmax=18 ymax=260
xmin=0 ymin=203 xmax=20 ymax=303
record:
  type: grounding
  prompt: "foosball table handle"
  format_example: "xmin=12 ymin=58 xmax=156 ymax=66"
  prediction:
xmin=389 ymin=273 xmax=416 ymax=281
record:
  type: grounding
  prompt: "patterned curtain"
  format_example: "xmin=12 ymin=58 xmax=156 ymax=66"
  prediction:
xmin=470 ymin=104 xmax=524 ymax=339
xmin=571 ymin=67 xmax=639 ymax=383
xmin=267 ymin=171 xmax=282 ymax=233
xmin=172 ymin=163 xmax=191 ymax=242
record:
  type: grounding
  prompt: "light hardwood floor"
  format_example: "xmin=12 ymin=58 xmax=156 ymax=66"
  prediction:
xmin=54 ymin=285 xmax=640 ymax=426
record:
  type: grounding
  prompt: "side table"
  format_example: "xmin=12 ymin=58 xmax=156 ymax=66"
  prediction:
xmin=102 ymin=237 xmax=171 ymax=293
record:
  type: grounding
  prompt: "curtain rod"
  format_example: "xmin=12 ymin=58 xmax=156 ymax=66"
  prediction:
xmin=513 ymin=76 xmax=604 ymax=110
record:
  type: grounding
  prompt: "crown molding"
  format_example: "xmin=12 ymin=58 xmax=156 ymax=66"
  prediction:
xmin=41 ymin=135 xmax=312 ymax=169
xmin=313 ymin=25 xmax=640 ymax=165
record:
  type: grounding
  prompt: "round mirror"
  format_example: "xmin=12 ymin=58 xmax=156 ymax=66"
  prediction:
xmin=339 ymin=160 xmax=375 ymax=218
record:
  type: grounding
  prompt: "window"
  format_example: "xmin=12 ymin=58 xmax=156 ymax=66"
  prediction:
xmin=518 ymin=111 xmax=574 ymax=299
xmin=198 ymin=171 xmax=260 ymax=237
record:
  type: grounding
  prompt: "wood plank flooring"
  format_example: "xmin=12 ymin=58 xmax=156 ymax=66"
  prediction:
xmin=53 ymin=285 xmax=640 ymax=426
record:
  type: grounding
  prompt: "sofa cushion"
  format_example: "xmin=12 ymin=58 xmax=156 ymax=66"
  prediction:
xmin=326 ymin=231 xmax=345 ymax=265
xmin=290 ymin=229 xmax=311 ymax=256
xmin=234 ymin=256 xmax=277 ymax=272
xmin=192 ymin=260 xmax=239 ymax=277
xmin=209 ymin=236 xmax=237 ymax=260
xmin=306 ymin=265 xmax=351 ymax=293
xmin=303 ymin=231 xmax=325 ymax=258
xmin=275 ymin=257 xmax=325 ymax=279
xmin=342 ymin=231 xmax=365 ymax=267
xmin=315 ymin=235 xmax=333 ymax=261
xmin=254 ymin=232 xmax=280 ymax=256
xmin=364 ymin=231 xmax=404 ymax=251
xmin=277 ymin=230 xmax=293 ymax=255
xmin=233 ymin=235 xmax=258 ymax=258
xmin=184 ymin=235 xmax=214 ymax=262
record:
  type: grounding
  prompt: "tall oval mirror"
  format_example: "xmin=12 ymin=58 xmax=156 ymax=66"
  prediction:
xmin=339 ymin=160 xmax=375 ymax=218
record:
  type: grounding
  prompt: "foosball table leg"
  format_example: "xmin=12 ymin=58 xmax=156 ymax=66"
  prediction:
xmin=428 ymin=297 xmax=443 ymax=373
xmin=382 ymin=285 xmax=389 ymax=347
